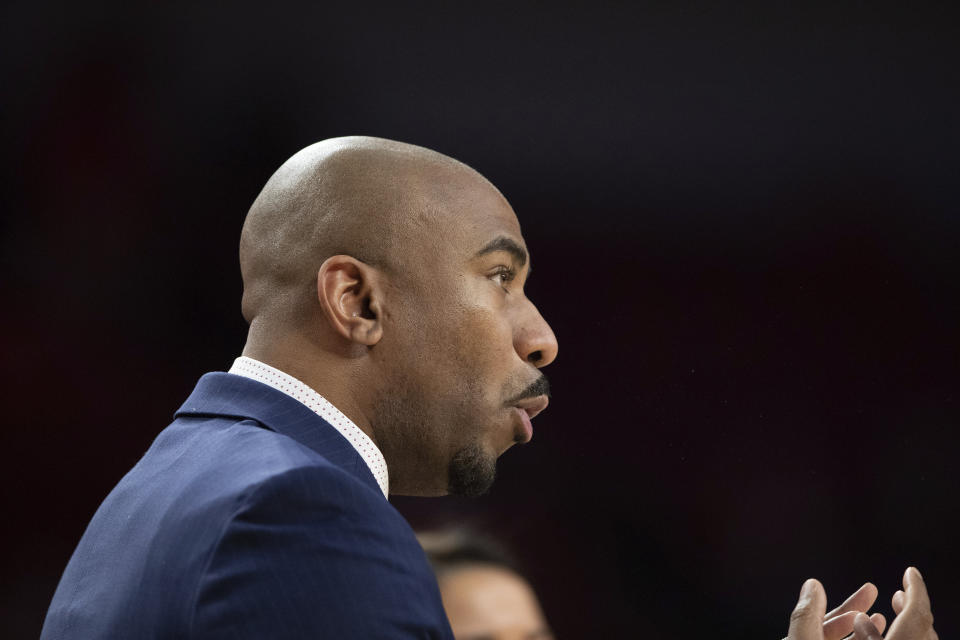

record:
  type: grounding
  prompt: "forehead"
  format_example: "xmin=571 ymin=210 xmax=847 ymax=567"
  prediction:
xmin=440 ymin=564 xmax=540 ymax=622
xmin=426 ymin=168 xmax=526 ymax=259
xmin=440 ymin=565 xmax=545 ymax=628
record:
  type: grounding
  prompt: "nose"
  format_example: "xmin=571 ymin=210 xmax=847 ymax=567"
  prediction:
xmin=515 ymin=298 xmax=558 ymax=368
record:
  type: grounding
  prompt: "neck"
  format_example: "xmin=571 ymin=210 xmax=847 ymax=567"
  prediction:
xmin=241 ymin=325 xmax=377 ymax=446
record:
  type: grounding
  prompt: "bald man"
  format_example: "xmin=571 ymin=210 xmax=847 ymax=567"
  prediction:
xmin=40 ymin=138 xmax=938 ymax=640
xmin=41 ymin=137 xmax=557 ymax=639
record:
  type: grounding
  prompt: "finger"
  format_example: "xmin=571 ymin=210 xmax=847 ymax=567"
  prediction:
xmin=823 ymin=610 xmax=856 ymax=640
xmin=853 ymin=612 xmax=883 ymax=640
xmin=892 ymin=590 xmax=905 ymax=614
xmin=826 ymin=583 xmax=878 ymax=621
xmin=788 ymin=579 xmax=828 ymax=640
xmin=870 ymin=613 xmax=886 ymax=635
xmin=844 ymin=616 xmax=884 ymax=640
xmin=887 ymin=567 xmax=934 ymax=640
xmin=902 ymin=567 xmax=932 ymax=617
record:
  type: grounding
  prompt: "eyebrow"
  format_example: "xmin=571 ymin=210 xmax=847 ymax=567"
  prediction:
xmin=474 ymin=235 xmax=528 ymax=269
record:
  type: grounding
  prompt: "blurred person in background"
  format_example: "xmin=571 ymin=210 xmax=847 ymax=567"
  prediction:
xmin=419 ymin=529 xmax=554 ymax=640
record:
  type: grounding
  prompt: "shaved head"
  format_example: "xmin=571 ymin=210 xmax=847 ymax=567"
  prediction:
xmin=240 ymin=136 xmax=494 ymax=326
xmin=238 ymin=136 xmax=557 ymax=497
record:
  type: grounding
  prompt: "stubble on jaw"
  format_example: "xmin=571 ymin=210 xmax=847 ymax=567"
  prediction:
xmin=447 ymin=442 xmax=497 ymax=497
xmin=369 ymin=352 xmax=500 ymax=498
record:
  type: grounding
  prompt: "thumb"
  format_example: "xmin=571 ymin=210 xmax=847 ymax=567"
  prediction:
xmin=788 ymin=579 xmax=827 ymax=640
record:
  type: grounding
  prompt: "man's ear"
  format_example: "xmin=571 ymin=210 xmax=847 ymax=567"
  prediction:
xmin=316 ymin=255 xmax=384 ymax=346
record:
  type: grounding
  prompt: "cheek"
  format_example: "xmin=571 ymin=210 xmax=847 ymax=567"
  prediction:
xmin=457 ymin=311 xmax=509 ymax=359
xmin=393 ymin=279 xmax=515 ymax=397
xmin=452 ymin=309 xmax=517 ymax=401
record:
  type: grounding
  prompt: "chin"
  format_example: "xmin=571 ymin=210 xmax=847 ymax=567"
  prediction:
xmin=447 ymin=443 xmax=497 ymax=497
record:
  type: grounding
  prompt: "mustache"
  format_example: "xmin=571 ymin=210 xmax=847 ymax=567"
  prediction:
xmin=506 ymin=374 xmax=551 ymax=405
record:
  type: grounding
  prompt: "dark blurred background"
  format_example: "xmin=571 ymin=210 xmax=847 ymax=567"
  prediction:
xmin=2 ymin=1 xmax=957 ymax=637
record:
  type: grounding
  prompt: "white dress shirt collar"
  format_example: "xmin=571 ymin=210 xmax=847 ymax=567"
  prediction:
xmin=228 ymin=356 xmax=389 ymax=498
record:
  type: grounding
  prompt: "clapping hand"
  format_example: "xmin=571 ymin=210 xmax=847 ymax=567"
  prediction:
xmin=786 ymin=568 xmax=936 ymax=640
xmin=852 ymin=568 xmax=937 ymax=640
xmin=786 ymin=579 xmax=886 ymax=640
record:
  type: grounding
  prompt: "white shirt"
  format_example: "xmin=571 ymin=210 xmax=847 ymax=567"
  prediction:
xmin=228 ymin=356 xmax=389 ymax=498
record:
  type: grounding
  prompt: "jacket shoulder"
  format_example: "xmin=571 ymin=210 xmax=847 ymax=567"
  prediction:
xmin=190 ymin=464 xmax=452 ymax=639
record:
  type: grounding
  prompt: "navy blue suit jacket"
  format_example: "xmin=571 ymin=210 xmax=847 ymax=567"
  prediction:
xmin=41 ymin=372 xmax=454 ymax=639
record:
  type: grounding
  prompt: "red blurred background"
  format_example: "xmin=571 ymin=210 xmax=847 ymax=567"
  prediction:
xmin=2 ymin=2 xmax=957 ymax=637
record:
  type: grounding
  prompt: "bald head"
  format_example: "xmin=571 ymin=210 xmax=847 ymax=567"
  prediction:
xmin=239 ymin=136 xmax=494 ymax=325
xmin=236 ymin=136 xmax=556 ymax=497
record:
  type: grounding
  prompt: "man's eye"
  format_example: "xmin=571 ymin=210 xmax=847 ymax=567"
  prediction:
xmin=491 ymin=267 xmax=516 ymax=288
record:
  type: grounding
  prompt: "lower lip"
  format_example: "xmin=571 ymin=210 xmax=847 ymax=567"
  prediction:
xmin=515 ymin=407 xmax=533 ymax=443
